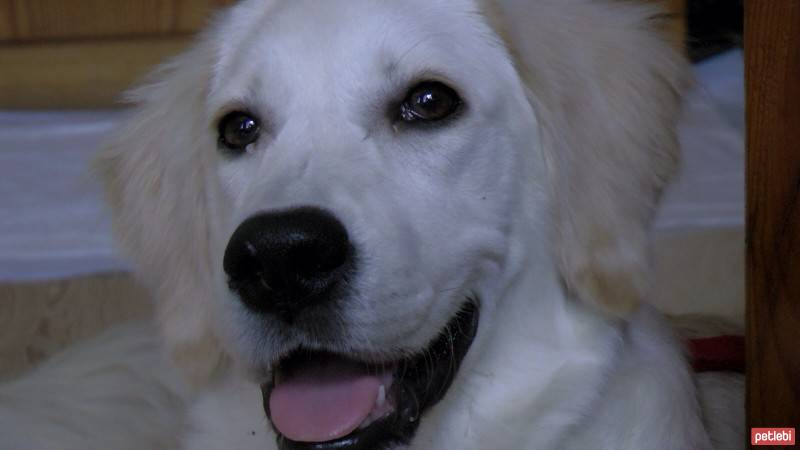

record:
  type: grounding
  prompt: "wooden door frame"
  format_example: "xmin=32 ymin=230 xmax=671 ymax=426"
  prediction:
xmin=745 ymin=0 xmax=800 ymax=445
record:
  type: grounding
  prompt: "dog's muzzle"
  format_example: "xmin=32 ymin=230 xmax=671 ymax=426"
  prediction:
xmin=223 ymin=206 xmax=480 ymax=450
xmin=223 ymin=206 xmax=355 ymax=323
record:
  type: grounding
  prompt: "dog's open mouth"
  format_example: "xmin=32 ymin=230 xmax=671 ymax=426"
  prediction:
xmin=262 ymin=301 xmax=479 ymax=450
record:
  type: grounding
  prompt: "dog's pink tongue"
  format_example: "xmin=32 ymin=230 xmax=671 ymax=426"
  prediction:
xmin=269 ymin=359 xmax=381 ymax=443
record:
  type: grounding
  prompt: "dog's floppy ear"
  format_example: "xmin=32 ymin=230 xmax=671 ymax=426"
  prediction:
xmin=482 ymin=0 xmax=689 ymax=318
xmin=94 ymin=44 xmax=227 ymax=386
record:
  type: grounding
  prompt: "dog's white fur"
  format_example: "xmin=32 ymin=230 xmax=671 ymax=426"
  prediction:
xmin=0 ymin=322 xmax=188 ymax=449
xmin=0 ymin=1 xmax=743 ymax=449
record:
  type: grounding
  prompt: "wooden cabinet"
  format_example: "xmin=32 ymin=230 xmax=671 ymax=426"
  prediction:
xmin=0 ymin=0 xmax=232 ymax=108
xmin=0 ymin=0 xmax=231 ymax=42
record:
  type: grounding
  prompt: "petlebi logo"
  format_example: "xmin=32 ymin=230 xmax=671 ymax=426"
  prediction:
xmin=751 ymin=428 xmax=796 ymax=446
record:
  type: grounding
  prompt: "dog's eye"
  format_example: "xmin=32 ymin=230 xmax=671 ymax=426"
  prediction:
xmin=399 ymin=81 xmax=462 ymax=123
xmin=218 ymin=111 xmax=261 ymax=152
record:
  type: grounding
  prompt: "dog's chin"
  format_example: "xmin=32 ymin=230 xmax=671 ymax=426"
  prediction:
xmin=260 ymin=301 xmax=480 ymax=450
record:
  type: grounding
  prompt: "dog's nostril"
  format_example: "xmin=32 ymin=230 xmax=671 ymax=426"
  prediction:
xmin=288 ymin=242 xmax=347 ymax=277
xmin=223 ymin=207 xmax=354 ymax=320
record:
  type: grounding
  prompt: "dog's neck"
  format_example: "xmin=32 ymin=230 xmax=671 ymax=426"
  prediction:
xmin=413 ymin=208 xmax=709 ymax=449
xmin=411 ymin=200 xmax=629 ymax=449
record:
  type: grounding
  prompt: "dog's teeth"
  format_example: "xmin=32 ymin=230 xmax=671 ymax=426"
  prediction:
xmin=377 ymin=385 xmax=386 ymax=407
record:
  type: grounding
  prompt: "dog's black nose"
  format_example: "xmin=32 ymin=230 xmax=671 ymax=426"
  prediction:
xmin=223 ymin=207 xmax=354 ymax=321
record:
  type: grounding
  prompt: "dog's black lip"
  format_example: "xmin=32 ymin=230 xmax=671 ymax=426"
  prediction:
xmin=261 ymin=300 xmax=480 ymax=450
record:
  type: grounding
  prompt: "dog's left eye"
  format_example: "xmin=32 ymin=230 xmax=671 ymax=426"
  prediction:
xmin=218 ymin=111 xmax=261 ymax=153
xmin=399 ymin=81 xmax=462 ymax=123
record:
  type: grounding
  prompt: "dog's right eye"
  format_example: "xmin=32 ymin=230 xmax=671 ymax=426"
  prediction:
xmin=218 ymin=111 xmax=261 ymax=153
xmin=398 ymin=81 xmax=462 ymax=124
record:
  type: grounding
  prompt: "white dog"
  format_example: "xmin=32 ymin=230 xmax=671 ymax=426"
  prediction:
xmin=1 ymin=1 xmax=743 ymax=449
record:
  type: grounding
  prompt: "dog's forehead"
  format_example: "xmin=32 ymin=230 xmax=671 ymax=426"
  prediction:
xmin=209 ymin=0 xmax=498 ymax=101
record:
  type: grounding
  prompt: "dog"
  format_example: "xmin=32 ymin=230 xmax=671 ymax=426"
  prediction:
xmin=4 ymin=0 xmax=744 ymax=449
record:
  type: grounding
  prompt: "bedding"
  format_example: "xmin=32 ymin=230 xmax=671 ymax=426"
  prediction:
xmin=0 ymin=110 xmax=129 ymax=282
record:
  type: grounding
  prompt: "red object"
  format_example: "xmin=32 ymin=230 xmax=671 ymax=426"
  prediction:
xmin=687 ymin=335 xmax=745 ymax=373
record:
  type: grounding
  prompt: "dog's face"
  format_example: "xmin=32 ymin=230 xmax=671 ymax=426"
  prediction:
xmin=99 ymin=0 xmax=684 ymax=448
xmin=203 ymin=1 xmax=542 ymax=448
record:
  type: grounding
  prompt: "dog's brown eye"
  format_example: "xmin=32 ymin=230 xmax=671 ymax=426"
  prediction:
xmin=218 ymin=111 xmax=261 ymax=152
xmin=399 ymin=81 xmax=461 ymax=123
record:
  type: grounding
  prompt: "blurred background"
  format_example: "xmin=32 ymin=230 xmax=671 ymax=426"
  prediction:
xmin=0 ymin=0 xmax=233 ymax=108
xmin=0 ymin=0 xmax=744 ymax=381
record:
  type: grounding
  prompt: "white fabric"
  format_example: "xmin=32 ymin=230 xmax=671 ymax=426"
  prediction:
xmin=0 ymin=111 xmax=130 ymax=281
xmin=655 ymin=50 xmax=745 ymax=230
xmin=0 ymin=51 xmax=745 ymax=281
